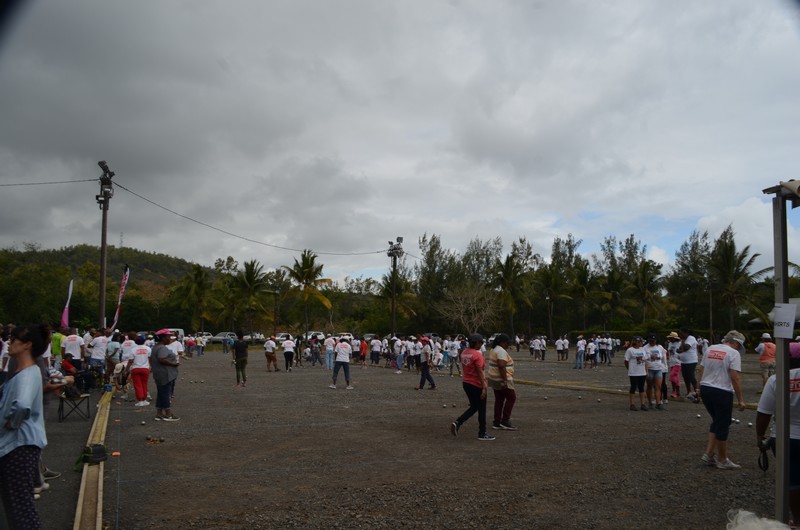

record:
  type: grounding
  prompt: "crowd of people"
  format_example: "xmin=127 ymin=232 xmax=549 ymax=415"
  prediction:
xmin=3 ymin=319 xmax=800 ymax=527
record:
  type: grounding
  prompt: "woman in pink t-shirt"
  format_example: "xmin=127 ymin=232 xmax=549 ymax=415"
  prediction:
xmin=450 ymin=334 xmax=495 ymax=441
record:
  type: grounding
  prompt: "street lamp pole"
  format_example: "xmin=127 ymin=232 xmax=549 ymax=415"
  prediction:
xmin=387 ymin=237 xmax=404 ymax=337
xmin=96 ymin=161 xmax=115 ymax=328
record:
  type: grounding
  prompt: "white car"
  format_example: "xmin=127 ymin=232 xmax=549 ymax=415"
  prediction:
xmin=303 ymin=331 xmax=325 ymax=341
xmin=338 ymin=332 xmax=354 ymax=341
xmin=275 ymin=332 xmax=294 ymax=343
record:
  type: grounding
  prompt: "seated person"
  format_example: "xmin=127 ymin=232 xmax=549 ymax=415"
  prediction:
xmin=60 ymin=353 xmax=93 ymax=392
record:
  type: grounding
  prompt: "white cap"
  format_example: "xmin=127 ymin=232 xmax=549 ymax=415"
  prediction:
xmin=762 ymin=332 xmax=772 ymax=339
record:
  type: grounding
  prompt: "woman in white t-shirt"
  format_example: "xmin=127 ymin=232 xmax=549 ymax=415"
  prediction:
xmin=666 ymin=332 xmax=682 ymax=399
xmin=624 ymin=337 xmax=648 ymax=411
xmin=697 ymin=330 xmax=746 ymax=470
xmin=126 ymin=334 xmax=151 ymax=407
xmin=644 ymin=334 xmax=667 ymax=410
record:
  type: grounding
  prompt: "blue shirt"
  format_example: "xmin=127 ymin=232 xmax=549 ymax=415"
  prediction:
xmin=0 ymin=365 xmax=47 ymax=458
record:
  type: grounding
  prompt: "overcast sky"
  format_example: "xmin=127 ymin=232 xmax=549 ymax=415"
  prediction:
xmin=2 ymin=0 xmax=800 ymax=283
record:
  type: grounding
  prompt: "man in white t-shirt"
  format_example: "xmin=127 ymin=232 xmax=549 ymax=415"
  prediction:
xmin=697 ymin=330 xmax=746 ymax=470
xmin=330 ymin=338 xmax=353 ymax=389
xmin=677 ymin=328 xmax=700 ymax=402
xmin=88 ymin=329 xmax=109 ymax=374
xmin=264 ymin=336 xmax=278 ymax=372
xmin=562 ymin=337 xmax=570 ymax=361
xmin=575 ymin=336 xmax=587 ymax=370
xmin=393 ymin=337 xmax=404 ymax=374
xmin=323 ymin=334 xmax=336 ymax=371
xmin=61 ymin=328 xmax=86 ymax=369
xmin=370 ymin=337 xmax=382 ymax=365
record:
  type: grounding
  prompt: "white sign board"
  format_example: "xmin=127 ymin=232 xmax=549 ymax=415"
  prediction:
xmin=773 ymin=303 xmax=797 ymax=339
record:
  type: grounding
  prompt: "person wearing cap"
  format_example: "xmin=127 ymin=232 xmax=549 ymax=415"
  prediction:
xmin=151 ymin=329 xmax=180 ymax=421
xmin=415 ymin=337 xmax=436 ymax=390
xmin=488 ymin=334 xmax=518 ymax=430
xmin=574 ymin=335 xmax=586 ymax=370
xmin=755 ymin=332 xmax=777 ymax=391
xmin=231 ymin=330 xmax=248 ymax=388
xmin=697 ymin=330 xmax=747 ymax=469
xmin=625 ymin=337 xmax=648 ymax=411
xmin=666 ymin=332 xmax=682 ymax=399
xmin=330 ymin=338 xmax=353 ymax=389
xmin=644 ymin=334 xmax=667 ymax=410
xmin=756 ymin=338 xmax=800 ymax=522
xmin=450 ymin=334 xmax=494 ymax=441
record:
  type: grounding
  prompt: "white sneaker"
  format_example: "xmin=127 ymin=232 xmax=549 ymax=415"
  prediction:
xmin=716 ymin=458 xmax=741 ymax=470
xmin=329 ymin=384 xmax=337 ymax=389
xmin=346 ymin=385 xmax=354 ymax=390
xmin=395 ymin=370 xmax=402 ymax=374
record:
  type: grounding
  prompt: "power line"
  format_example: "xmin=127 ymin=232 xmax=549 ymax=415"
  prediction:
xmin=0 ymin=178 xmax=97 ymax=187
xmin=114 ymin=180 xmax=385 ymax=257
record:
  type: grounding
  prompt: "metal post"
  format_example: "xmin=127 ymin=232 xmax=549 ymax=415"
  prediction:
xmin=387 ymin=237 xmax=403 ymax=337
xmin=96 ymin=161 xmax=114 ymax=329
xmin=772 ymin=196 xmax=790 ymax=523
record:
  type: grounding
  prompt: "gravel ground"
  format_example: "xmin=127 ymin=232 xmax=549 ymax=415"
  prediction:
xmin=45 ymin=348 xmax=778 ymax=529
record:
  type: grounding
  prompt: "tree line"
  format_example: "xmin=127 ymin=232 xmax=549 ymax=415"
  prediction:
xmin=0 ymin=225 xmax=788 ymax=340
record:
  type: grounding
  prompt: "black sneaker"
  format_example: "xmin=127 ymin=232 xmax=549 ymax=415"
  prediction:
xmin=450 ymin=422 xmax=459 ymax=436
xmin=42 ymin=469 xmax=61 ymax=481
xmin=162 ymin=415 xmax=180 ymax=422
xmin=500 ymin=421 xmax=518 ymax=431
xmin=491 ymin=422 xmax=502 ymax=430
xmin=478 ymin=433 xmax=496 ymax=441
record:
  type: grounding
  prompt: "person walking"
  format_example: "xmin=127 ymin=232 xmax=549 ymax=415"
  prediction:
xmin=697 ymin=330 xmax=747 ymax=469
xmin=231 ymin=330 xmax=248 ymax=387
xmin=0 ymin=324 xmax=48 ymax=529
xmin=151 ymin=329 xmax=180 ymax=422
xmin=330 ymin=338 xmax=353 ymax=389
xmin=755 ymin=332 xmax=776 ymax=391
xmin=264 ymin=336 xmax=279 ymax=372
xmin=487 ymin=334 xmax=518 ymax=430
xmin=415 ymin=337 xmax=436 ymax=390
xmin=450 ymin=334 xmax=494 ymax=441
xmin=677 ymin=328 xmax=701 ymax=402
xmin=127 ymin=334 xmax=151 ymax=406
xmin=282 ymin=336 xmax=295 ymax=372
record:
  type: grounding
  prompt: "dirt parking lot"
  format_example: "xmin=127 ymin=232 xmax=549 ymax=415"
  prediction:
xmin=44 ymin=347 xmax=779 ymax=529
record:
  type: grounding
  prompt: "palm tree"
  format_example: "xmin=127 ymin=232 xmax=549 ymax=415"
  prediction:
xmin=708 ymin=226 xmax=771 ymax=328
xmin=283 ymin=250 xmax=333 ymax=338
xmin=598 ymin=268 xmax=635 ymax=329
xmin=532 ymin=263 xmax=571 ymax=339
xmin=232 ymin=260 xmax=272 ymax=335
xmin=632 ymin=259 xmax=663 ymax=323
xmin=173 ymin=264 xmax=211 ymax=331
xmin=569 ymin=258 xmax=606 ymax=330
xmin=493 ymin=254 xmax=527 ymax=337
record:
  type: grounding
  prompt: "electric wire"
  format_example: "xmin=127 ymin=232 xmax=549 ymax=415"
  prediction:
xmin=0 ymin=178 xmax=97 ymax=186
xmin=114 ymin=180 xmax=386 ymax=257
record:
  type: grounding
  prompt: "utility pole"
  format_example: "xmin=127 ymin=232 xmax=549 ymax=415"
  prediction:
xmin=96 ymin=161 xmax=115 ymax=328
xmin=387 ymin=237 xmax=404 ymax=337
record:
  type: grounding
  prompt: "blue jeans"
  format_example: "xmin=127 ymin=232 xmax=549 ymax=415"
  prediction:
xmin=156 ymin=380 xmax=174 ymax=410
xmin=325 ymin=350 xmax=334 ymax=369
xmin=574 ymin=350 xmax=584 ymax=369
xmin=332 ymin=361 xmax=350 ymax=384
xmin=396 ymin=352 xmax=404 ymax=369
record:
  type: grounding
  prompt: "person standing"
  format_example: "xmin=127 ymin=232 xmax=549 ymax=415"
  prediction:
xmin=666 ymin=332 xmax=682 ymax=398
xmin=756 ymin=338 xmax=800 ymax=522
xmin=60 ymin=328 xmax=86 ymax=371
xmin=575 ymin=335 xmax=586 ymax=370
xmin=697 ymin=330 xmax=747 ymax=469
xmin=323 ymin=334 xmax=335 ymax=371
xmin=330 ymin=338 xmax=353 ymax=389
xmin=487 ymin=334 xmax=518 ymax=430
xmin=450 ymin=334 xmax=494 ymax=441
xmin=264 ymin=336 xmax=279 ymax=372
xmin=50 ymin=326 xmax=64 ymax=372
xmin=0 ymin=324 xmax=49 ymax=530
xmin=370 ymin=336 xmax=382 ymax=366
xmin=127 ymin=334 xmax=151 ymax=406
xmin=415 ymin=337 xmax=436 ymax=390
xmin=151 ymin=329 xmax=180 ymax=421
xmin=447 ymin=336 xmax=461 ymax=377
xmin=231 ymin=330 xmax=248 ymax=387
xmin=677 ymin=327 xmax=701 ymax=402
xmin=755 ymin=332 xmax=777 ymax=391
xmin=625 ymin=336 xmax=648 ymax=411
xmin=644 ymin=334 xmax=667 ymax=410
xmin=88 ymin=328 xmax=109 ymax=381
xmin=282 ymin=336 xmax=296 ymax=372
xmin=393 ymin=337 xmax=404 ymax=375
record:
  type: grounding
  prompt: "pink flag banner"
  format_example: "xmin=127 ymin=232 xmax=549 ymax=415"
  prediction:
xmin=109 ymin=265 xmax=130 ymax=331
xmin=60 ymin=279 xmax=73 ymax=329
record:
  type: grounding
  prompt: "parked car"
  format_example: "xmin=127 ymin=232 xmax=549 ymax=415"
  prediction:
xmin=337 ymin=332 xmax=354 ymax=341
xmin=363 ymin=333 xmax=379 ymax=342
xmin=274 ymin=332 xmax=294 ymax=343
xmin=302 ymin=331 xmax=325 ymax=342
xmin=211 ymin=332 xmax=236 ymax=344
xmin=244 ymin=332 xmax=265 ymax=344
xmin=196 ymin=332 xmax=213 ymax=343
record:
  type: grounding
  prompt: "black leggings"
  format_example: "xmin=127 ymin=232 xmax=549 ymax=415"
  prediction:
xmin=681 ymin=362 xmax=698 ymax=391
xmin=629 ymin=375 xmax=646 ymax=394
xmin=284 ymin=352 xmax=294 ymax=371
xmin=455 ymin=383 xmax=487 ymax=435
